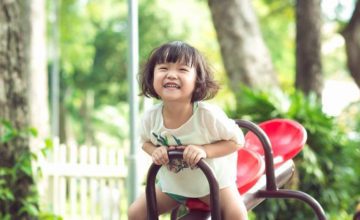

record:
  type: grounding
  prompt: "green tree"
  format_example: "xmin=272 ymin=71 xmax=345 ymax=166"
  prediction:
xmin=295 ymin=0 xmax=323 ymax=98
xmin=255 ymin=0 xmax=296 ymax=88
xmin=229 ymin=87 xmax=360 ymax=219
xmin=29 ymin=0 xmax=50 ymax=148
xmin=341 ymin=0 xmax=360 ymax=89
xmin=55 ymin=0 xmax=185 ymax=145
xmin=207 ymin=0 xmax=279 ymax=92
xmin=0 ymin=0 xmax=39 ymax=219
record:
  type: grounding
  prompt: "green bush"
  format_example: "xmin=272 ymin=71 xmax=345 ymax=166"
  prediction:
xmin=0 ymin=119 xmax=39 ymax=219
xmin=0 ymin=120 xmax=61 ymax=219
xmin=228 ymin=87 xmax=360 ymax=220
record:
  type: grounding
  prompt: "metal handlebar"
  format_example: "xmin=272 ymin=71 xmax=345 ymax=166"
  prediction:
xmin=146 ymin=119 xmax=327 ymax=220
xmin=235 ymin=119 xmax=277 ymax=191
xmin=235 ymin=119 xmax=327 ymax=220
xmin=145 ymin=149 xmax=221 ymax=220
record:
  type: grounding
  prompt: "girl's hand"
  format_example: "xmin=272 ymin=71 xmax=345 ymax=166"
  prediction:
xmin=151 ymin=146 xmax=169 ymax=165
xmin=183 ymin=145 xmax=207 ymax=168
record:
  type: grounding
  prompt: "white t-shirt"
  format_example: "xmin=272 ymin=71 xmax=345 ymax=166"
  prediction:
xmin=139 ymin=102 xmax=244 ymax=197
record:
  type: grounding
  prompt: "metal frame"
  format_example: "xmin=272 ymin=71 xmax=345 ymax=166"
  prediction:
xmin=145 ymin=119 xmax=327 ymax=220
xmin=145 ymin=150 xmax=221 ymax=220
xmin=235 ymin=119 xmax=327 ymax=220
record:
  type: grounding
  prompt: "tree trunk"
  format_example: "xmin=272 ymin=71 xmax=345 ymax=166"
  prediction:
xmin=29 ymin=0 xmax=49 ymax=146
xmin=341 ymin=0 xmax=360 ymax=89
xmin=0 ymin=0 xmax=37 ymax=219
xmin=207 ymin=0 xmax=278 ymax=92
xmin=295 ymin=0 xmax=323 ymax=97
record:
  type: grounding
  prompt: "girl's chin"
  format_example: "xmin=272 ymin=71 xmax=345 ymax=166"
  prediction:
xmin=160 ymin=97 xmax=191 ymax=103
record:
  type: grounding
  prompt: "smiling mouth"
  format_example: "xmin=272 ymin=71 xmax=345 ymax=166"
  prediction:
xmin=163 ymin=83 xmax=180 ymax=89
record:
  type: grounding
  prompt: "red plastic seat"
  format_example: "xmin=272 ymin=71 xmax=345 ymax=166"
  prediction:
xmin=237 ymin=148 xmax=265 ymax=194
xmin=244 ymin=119 xmax=307 ymax=166
xmin=186 ymin=198 xmax=210 ymax=212
xmin=185 ymin=119 xmax=306 ymax=212
xmin=185 ymin=148 xmax=265 ymax=211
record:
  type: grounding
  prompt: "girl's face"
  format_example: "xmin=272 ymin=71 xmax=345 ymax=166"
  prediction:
xmin=153 ymin=61 xmax=196 ymax=103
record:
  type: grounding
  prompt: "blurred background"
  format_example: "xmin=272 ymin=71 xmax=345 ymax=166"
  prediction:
xmin=1 ymin=0 xmax=360 ymax=219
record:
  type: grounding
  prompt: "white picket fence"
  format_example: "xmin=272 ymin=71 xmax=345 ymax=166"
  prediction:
xmin=38 ymin=140 xmax=127 ymax=220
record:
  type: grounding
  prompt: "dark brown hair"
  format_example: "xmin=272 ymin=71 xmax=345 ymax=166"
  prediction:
xmin=139 ymin=41 xmax=219 ymax=102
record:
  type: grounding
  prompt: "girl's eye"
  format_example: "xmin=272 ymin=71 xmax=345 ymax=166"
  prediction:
xmin=179 ymin=68 xmax=189 ymax=72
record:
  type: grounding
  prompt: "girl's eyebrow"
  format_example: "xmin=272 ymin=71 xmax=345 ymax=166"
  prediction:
xmin=181 ymin=64 xmax=192 ymax=68
xmin=179 ymin=64 xmax=191 ymax=68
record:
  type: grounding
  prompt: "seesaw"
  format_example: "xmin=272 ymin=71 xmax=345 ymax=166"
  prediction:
xmin=145 ymin=119 xmax=327 ymax=220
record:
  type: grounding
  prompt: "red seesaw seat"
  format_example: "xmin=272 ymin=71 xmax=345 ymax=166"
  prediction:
xmin=148 ymin=119 xmax=326 ymax=220
xmin=236 ymin=148 xmax=265 ymax=194
xmin=181 ymin=119 xmax=305 ymax=215
xmin=244 ymin=118 xmax=307 ymax=166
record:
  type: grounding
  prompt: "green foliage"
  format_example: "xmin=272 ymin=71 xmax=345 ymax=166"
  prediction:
xmin=0 ymin=119 xmax=39 ymax=218
xmin=56 ymin=0 xmax=187 ymax=145
xmin=91 ymin=103 xmax=130 ymax=145
xmin=339 ymin=101 xmax=360 ymax=133
xmin=39 ymin=212 xmax=63 ymax=220
xmin=57 ymin=0 xmax=183 ymax=106
xmin=0 ymin=119 xmax=60 ymax=219
xmin=255 ymin=0 xmax=296 ymax=87
xmin=228 ymin=87 xmax=360 ymax=220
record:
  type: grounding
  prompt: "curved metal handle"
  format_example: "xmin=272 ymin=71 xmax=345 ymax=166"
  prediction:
xmin=236 ymin=119 xmax=327 ymax=219
xmin=146 ymin=149 xmax=221 ymax=220
xmin=235 ymin=119 xmax=277 ymax=191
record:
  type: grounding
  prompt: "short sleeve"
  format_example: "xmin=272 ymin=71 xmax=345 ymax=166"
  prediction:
xmin=202 ymin=104 xmax=244 ymax=146
xmin=138 ymin=110 xmax=151 ymax=147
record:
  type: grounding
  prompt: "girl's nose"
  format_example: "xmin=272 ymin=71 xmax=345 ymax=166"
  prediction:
xmin=166 ymin=70 xmax=177 ymax=79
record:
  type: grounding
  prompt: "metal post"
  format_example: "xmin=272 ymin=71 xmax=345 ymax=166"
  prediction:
xmin=50 ymin=0 xmax=59 ymax=138
xmin=127 ymin=0 xmax=139 ymax=205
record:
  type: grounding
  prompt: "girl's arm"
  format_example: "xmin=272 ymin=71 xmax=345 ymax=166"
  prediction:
xmin=142 ymin=141 xmax=169 ymax=165
xmin=142 ymin=141 xmax=158 ymax=155
xmin=203 ymin=140 xmax=241 ymax=158
xmin=183 ymin=140 xmax=241 ymax=167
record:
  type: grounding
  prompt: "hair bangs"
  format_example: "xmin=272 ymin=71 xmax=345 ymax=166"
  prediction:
xmin=154 ymin=42 xmax=196 ymax=67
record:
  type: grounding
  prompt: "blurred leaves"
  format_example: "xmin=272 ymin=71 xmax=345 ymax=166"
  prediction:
xmin=0 ymin=120 xmax=40 ymax=218
xmin=55 ymin=0 xmax=187 ymax=145
xmin=228 ymin=86 xmax=360 ymax=219
xmin=49 ymin=0 xmax=359 ymax=218
xmin=255 ymin=0 xmax=296 ymax=87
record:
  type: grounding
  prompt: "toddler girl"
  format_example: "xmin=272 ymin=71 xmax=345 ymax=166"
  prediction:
xmin=128 ymin=41 xmax=248 ymax=220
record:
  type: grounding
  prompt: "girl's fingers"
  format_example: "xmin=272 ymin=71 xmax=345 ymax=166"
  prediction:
xmin=184 ymin=150 xmax=197 ymax=167
xmin=183 ymin=148 xmax=190 ymax=164
xmin=152 ymin=153 xmax=162 ymax=165
xmin=193 ymin=154 xmax=202 ymax=165
xmin=190 ymin=152 xmax=198 ymax=167
xmin=183 ymin=145 xmax=206 ymax=167
xmin=152 ymin=147 xmax=169 ymax=165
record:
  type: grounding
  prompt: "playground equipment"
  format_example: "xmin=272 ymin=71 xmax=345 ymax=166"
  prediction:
xmin=145 ymin=119 xmax=327 ymax=220
xmin=244 ymin=118 xmax=307 ymax=167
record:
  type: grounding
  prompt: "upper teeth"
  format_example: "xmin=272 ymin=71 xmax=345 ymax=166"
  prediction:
xmin=164 ymin=84 xmax=179 ymax=88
